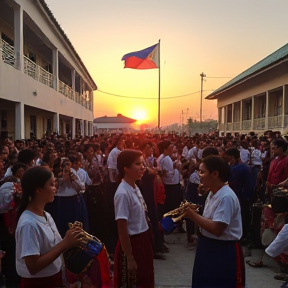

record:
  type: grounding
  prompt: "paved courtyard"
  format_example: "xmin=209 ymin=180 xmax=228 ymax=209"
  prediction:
xmin=154 ymin=232 xmax=283 ymax=288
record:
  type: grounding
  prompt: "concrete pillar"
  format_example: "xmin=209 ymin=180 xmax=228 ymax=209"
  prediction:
xmin=90 ymin=122 xmax=94 ymax=136
xmin=282 ymin=85 xmax=286 ymax=128
xmin=90 ymin=90 xmax=94 ymax=111
xmin=240 ymin=100 xmax=243 ymax=130
xmin=80 ymin=120 xmax=84 ymax=136
xmin=71 ymin=70 xmax=76 ymax=101
xmin=224 ymin=106 xmax=227 ymax=134
xmin=52 ymin=49 xmax=59 ymax=91
xmin=15 ymin=102 xmax=25 ymax=139
xmin=53 ymin=112 xmax=59 ymax=135
xmin=251 ymin=96 xmax=255 ymax=130
xmin=265 ymin=91 xmax=269 ymax=130
xmin=14 ymin=6 xmax=24 ymax=72
xmin=71 ymin=117 xmax=76 ymax=139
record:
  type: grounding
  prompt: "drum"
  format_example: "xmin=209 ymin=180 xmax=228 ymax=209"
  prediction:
xmin=271 ymin=188 xmax=288 ymax=214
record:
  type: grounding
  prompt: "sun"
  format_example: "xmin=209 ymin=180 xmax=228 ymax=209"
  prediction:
xmin=132 ymin=110 xmax=147 ymax=123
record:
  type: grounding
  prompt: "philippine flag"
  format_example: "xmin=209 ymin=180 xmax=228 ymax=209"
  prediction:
xmin=121 ymin=43 xmax=159 ymax=70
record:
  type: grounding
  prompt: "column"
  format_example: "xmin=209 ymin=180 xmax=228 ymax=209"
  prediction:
xmin=53 ymin=113 xmax=59 ymax=135
xmin=231 ymin=103 xmax=234 ymax=131
xmin=239 ymin=100 xmax=243 ymax=130
xmin=52 ymin=48 xmax=59 ymax=91
xmin=71 ymin=70 xmax=76 ymax=101
xmin=90 ymin=90 xmax=94 ymax=111
xmin=224 ymin=106 xmax=227 ymax=134
xmin=15 ymin=102 xmax=25 ymax=139
xmin=282 ymin=85 xmax=286 ymax=128
xmin=80 ymin=120 xmax=84 ymax=136
xmin=84 ymin=120 xmax=88 ymax=136
xmin=265 ymin=91 xmax=269 ymax=130
xmin=14 ymin=6 xmax=24 ymax=72
xmin=251 ymin=96 xmax=255 ymax=130
xmin=71 ymin=117 xmax=76 ymax=139
xmin=0 ymin=31 xmax=2 ymax=60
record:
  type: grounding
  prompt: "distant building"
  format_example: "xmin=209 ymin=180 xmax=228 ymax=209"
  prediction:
xmin=93 ymin=114 xmax=137 ymax=133
xmin=0 ymin=0 xmax=97 ymax=140
xmin=207 ymin=43 xmax=288 ymax=135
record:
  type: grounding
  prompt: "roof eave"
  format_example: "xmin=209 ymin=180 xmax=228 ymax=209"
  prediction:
xmin=206 ymin=57 xmax=288 ymax=100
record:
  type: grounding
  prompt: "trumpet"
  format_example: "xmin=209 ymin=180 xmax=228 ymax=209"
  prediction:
xmin=163 ymin=200 xmax=199 ymax=218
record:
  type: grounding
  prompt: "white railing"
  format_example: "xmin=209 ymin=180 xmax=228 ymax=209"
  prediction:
xmin=226 ymin=123 xmax=233 ymax=131
xmin=233 ymin=122 xmax=240 ymax=130
xmin=253 ymin=118 xmax=265 ymax=130
xmin=39 ymin=66 xmax=54 ymax=88
xmin=59 ymin=80 xmax=74 ymax=100
xmin=242 ymin=120 xmax=251 ymax=130
xmin=75 ymin=92 xmax=81 ymax=104
xmin=24 ymin=56 xmax=37 ymax=80
xmin=284 ymin=115 xmax=288 ymax=127
xmin=268 ymin=115 xmax=283 ymax=129
xmin=0 ymin=39 xmax=16 ymax=67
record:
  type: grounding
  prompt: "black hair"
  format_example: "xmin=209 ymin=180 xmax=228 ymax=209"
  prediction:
xmin=17 ymin=149 xmax=35 ymax=165
xmin=68 ymin=156 xmax=78 ymax=164
xmin=202 ymin=147 xmax=219 ymax=159
xmin=201 ymin=155 xmax=230 ymax=183
xmin=273 ymin=139 xmax=288 ymax=153
xmin=83 ymin=144 xmax=95 ymax=153
xmin=117 ymin=149 xmax=142 ymax=180
xmin=158 ymin=140 xmax=171 ymax=155
xmin=139 ymin=141 xmax=153 ymax=151
xmin=11 ymin=162 xmax=27 ymax=176
xmin=17 ymin=166 xmax=53 ymax=221
xmin=225 ymin=148 xmax=240 ymax=160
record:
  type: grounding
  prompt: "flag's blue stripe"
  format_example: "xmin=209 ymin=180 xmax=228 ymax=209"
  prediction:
xmin=121 ymin=43 xmax=158 ymax=61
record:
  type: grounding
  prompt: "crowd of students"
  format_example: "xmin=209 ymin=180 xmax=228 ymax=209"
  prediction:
xmin=0 ymin=130 xmax=288 ymax=287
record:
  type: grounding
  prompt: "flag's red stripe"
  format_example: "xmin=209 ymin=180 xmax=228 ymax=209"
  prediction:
xmin=124 ymin=56 xmax=158 ymax=69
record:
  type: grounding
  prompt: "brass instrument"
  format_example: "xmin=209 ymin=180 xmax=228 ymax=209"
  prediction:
xmin=163 ymin=200 xmax=199 ymax=218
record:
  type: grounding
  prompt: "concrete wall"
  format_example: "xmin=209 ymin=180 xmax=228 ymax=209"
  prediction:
xmin=0 ymin=60 xmax=93 ymax=122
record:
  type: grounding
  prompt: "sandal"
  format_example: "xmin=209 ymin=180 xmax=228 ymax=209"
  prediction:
xmin=246 ymin=260 xmax=263 ymax=268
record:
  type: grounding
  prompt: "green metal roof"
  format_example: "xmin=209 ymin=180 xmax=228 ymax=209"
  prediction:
xmin=206 ymin=42 xmax=288 ymax=99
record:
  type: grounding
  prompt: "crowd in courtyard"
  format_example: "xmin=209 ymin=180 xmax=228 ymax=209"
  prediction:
xmin=1 ymin=130 xmax=288 ymax=287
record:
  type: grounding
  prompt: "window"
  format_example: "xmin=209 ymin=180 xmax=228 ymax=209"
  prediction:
xmin=243 ymin=99 xmax=252 ymax=120
xmin=46 ymin=119 xmax=52 ymax=134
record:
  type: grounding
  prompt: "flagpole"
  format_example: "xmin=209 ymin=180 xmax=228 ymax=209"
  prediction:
xmin=158 ymin=39 xmax=161 ymax=130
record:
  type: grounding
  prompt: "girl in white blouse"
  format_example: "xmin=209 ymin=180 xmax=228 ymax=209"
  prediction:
xmin=16 ymin=166 xmax=85 ymax=288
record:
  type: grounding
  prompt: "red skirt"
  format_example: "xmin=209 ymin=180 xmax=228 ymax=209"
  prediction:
xmin=20 ymin=271 xmax=64 ymax=288
xmin=114 ymin=230 xmax=154 ymax=288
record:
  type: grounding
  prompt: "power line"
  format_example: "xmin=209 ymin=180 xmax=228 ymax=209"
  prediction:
xmin=206 ymin=76 xmax=233 ymax=79
xmin=97 ymin=89 xmax=214 ymax=100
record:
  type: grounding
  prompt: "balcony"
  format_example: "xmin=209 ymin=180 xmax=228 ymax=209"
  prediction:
xmin=226 ymin=123 xmax=233 ymax=131
xmin=1 ymin=40 xmax=93 ymax=111
xmin=1 ymin=39 xmax=16 ymax=67
xmin=233 ymin=122 xmax=240 ymax=130
xmin=268 ymin=115 xmax=283 ymax=129
xmin=242 ymin=120 xmax=251 ymax=130
xmin=253 ymin=118 xmax=265 ymax=130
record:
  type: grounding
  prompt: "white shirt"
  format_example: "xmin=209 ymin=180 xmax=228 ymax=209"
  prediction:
xmin=187 ymin=146 xmax=198 ymax=160
xmin=57 ymin=171 xmax=85 ymax=196
xmin=107 ymin=147 xmax=121 ymax=169
xmin=239 ymin=148 xmax=250 ymax=164
xmin=251 ymin=148 xmax=262 ymax=166
xmin=201 ymin=185 xmax=242 ymax=241
xmin=16 ymin=210 xmax=62 ymax=278
xmin=197 ymin=149 xmax=203 ymax=160
xmin=114 ymin=181 xmax=148 ymax=235
xmin=266 ymin=224 xmax=288 ymax=257
xmin=189 ymin=171 xmax=200 ymax=184
xmin=182 ymin=146 xmax=189 ymax=159
xmin=159 ymin=155 xmax=179 ymax=185
xmin=4 ymin=167 xmax=12 ymax=178
xmin=71 ymin=168 xmax=92 ymax=186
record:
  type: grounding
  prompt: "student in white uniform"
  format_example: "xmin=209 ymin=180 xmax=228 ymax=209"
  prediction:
xmin=15 ymin=166 xmax=84 ymax=288
xmin=114 ymin=149 xmax=154 ymax=288
xmin=185 ymin=155 xmax=245 ymax=288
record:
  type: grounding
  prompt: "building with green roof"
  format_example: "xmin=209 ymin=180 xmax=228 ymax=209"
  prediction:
xmin=206 ymin=43 xmax=288 ymax=135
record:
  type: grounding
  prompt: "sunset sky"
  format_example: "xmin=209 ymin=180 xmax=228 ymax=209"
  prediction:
xmin=45 ymin=0 xmax=288 ymax=127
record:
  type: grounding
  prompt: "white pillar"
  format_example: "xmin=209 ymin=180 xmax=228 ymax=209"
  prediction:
xmin=14 ymin=6 xmax=24 ymax=72
xmin=53 ymin=113 xmax=59 ymax=135
xmin=282 ymin=85 xmax=286 ymax=128
xmin=71 ymin=117 xmax=76 ymax=138
xmin=15 ymin=102 xmax=25 ymax=139
xmin=90 ymin=122 xmax=94 ymax=136
xmin=52 ymin=49 xmax=59 ymax=91
xmin=265 ymin=91 xmax=269 ymax=130
xmin=80 ymin=120 xmax=84 ymax=136
xmin=240 ymin=100 xmax=243 ymax=130
xmin=224 ymin=106 xmax=227 ymax=134
xmin=251 ymin=96 xmax=255 ymax=130
xmin=90 ymin=90 xmax=94 ymax=111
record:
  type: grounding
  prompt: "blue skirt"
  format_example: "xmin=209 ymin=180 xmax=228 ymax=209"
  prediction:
xmin=192 ymin=234 xmax=245 ymax=288
xmin=45 ymin=194 xmax=89 ymax=238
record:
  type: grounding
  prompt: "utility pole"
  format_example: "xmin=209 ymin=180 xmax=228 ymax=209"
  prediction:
xmin=200 ymin=72 xmax=206 ymax=123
